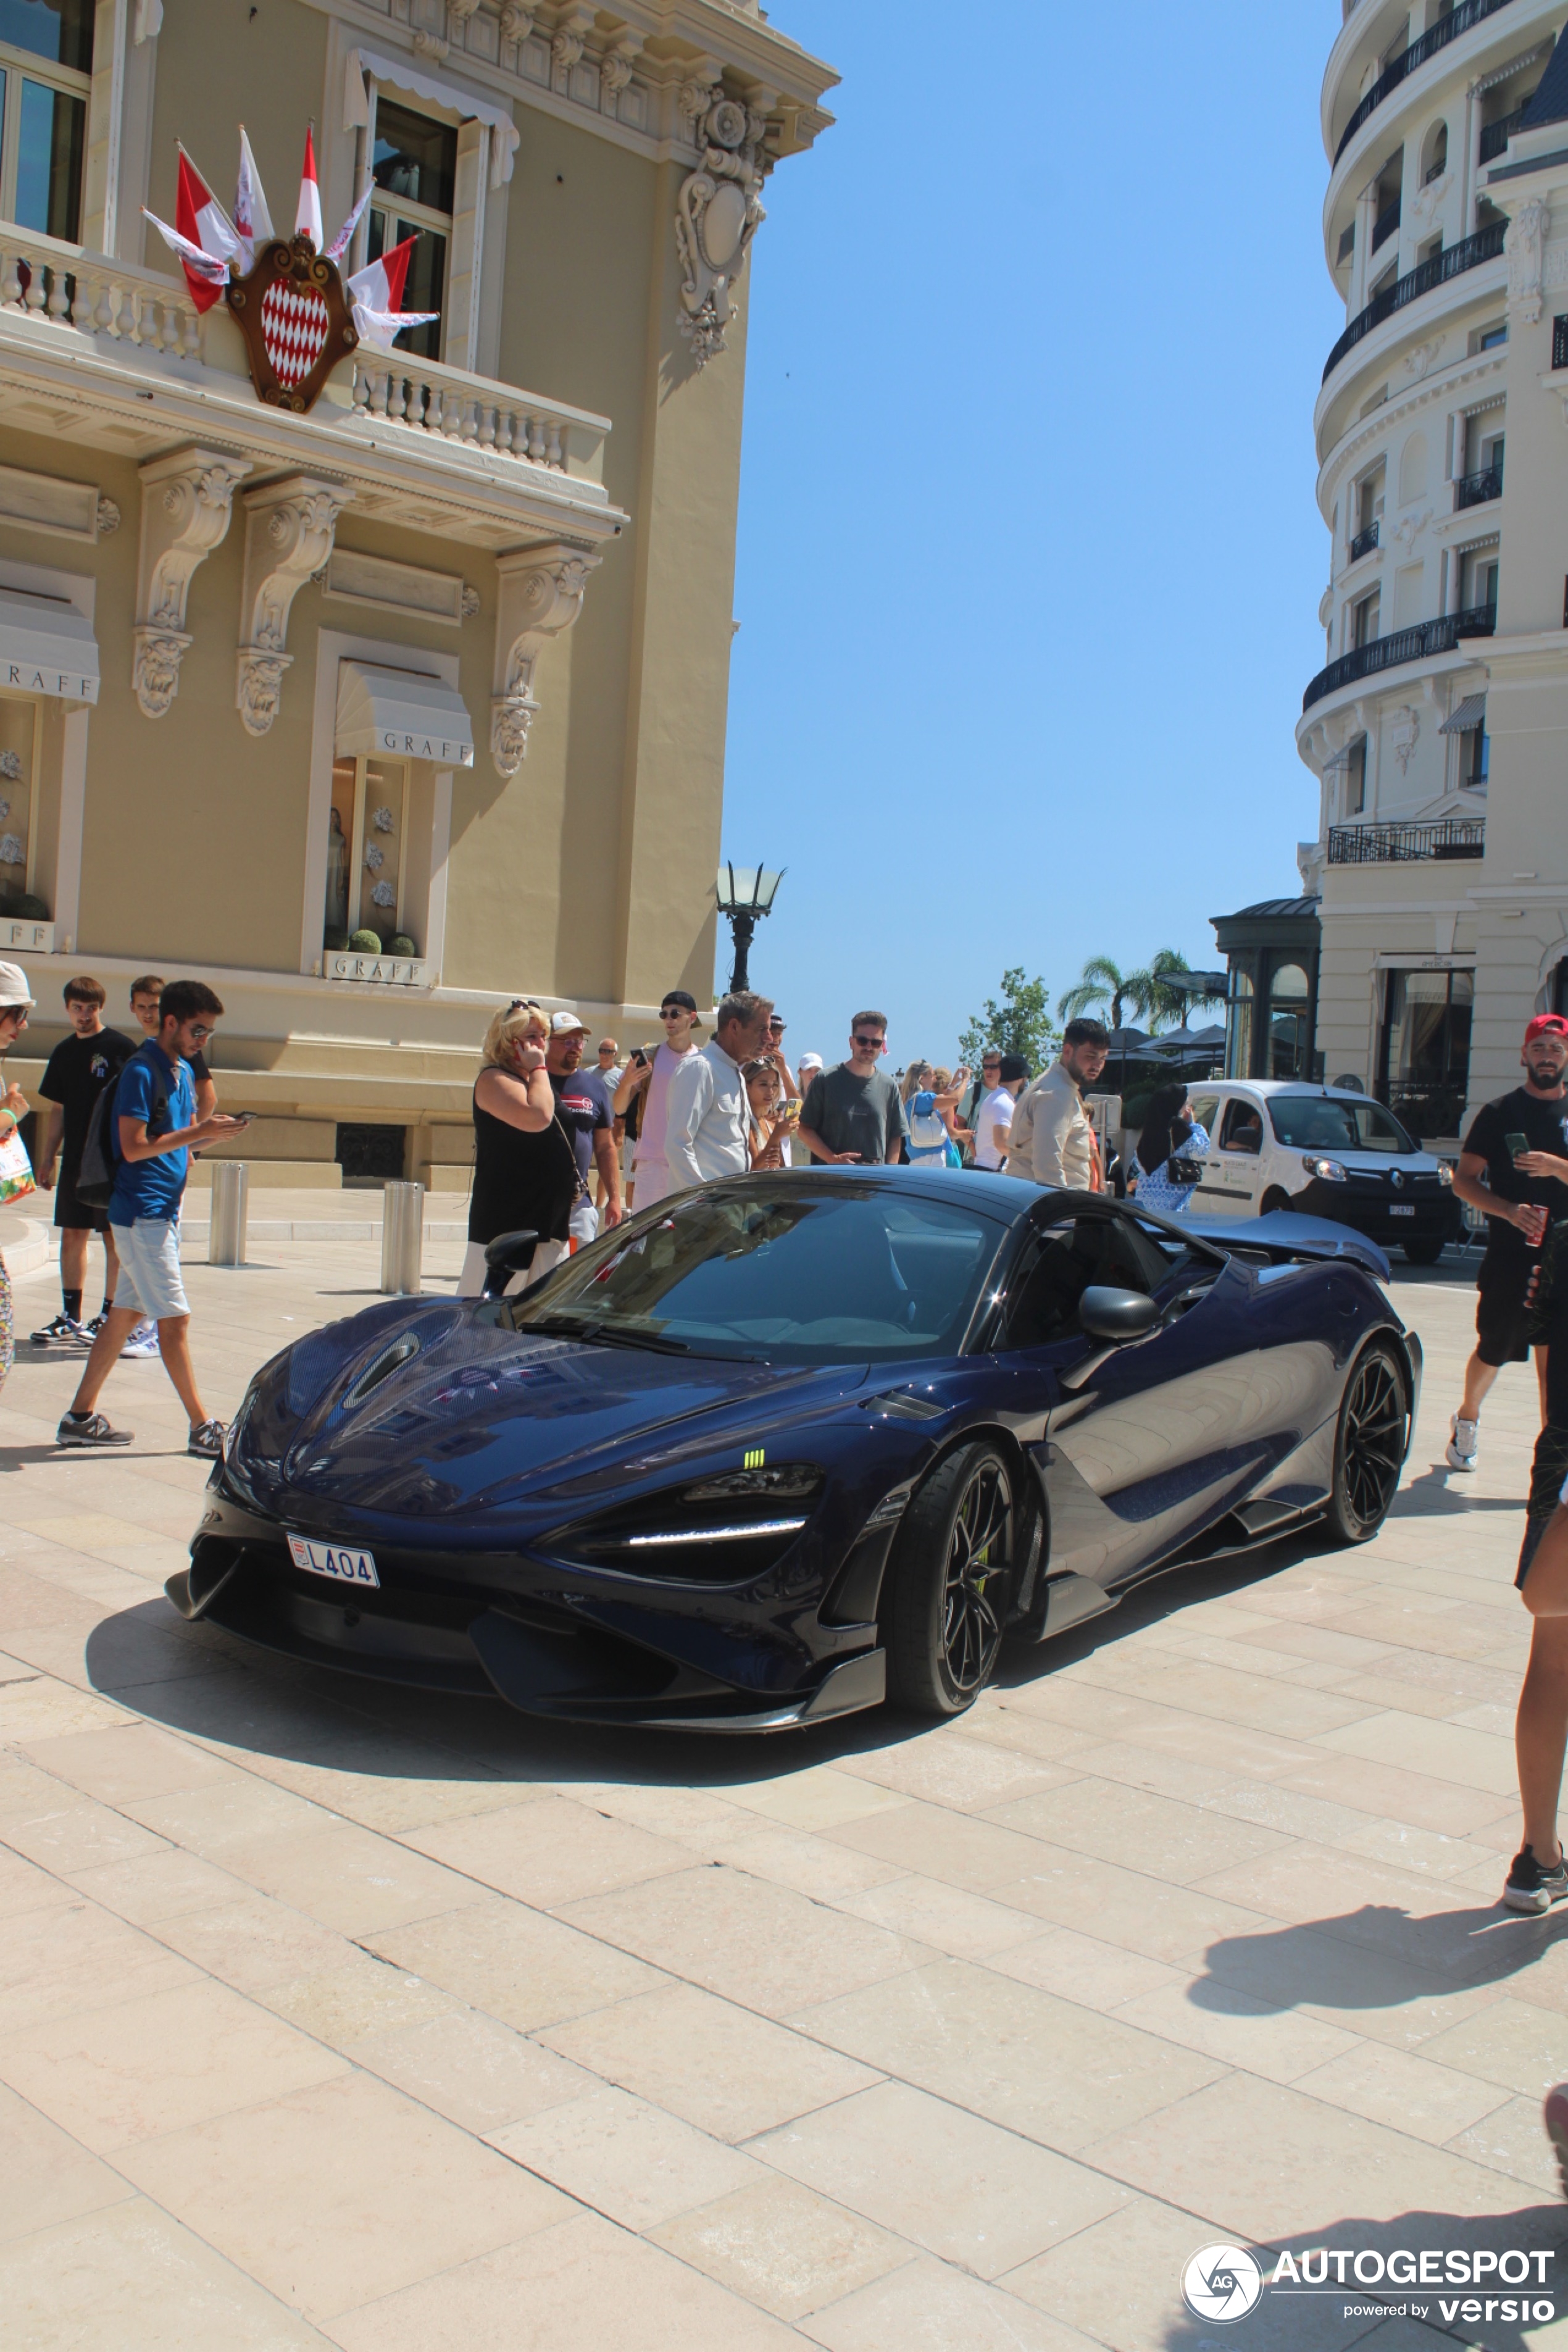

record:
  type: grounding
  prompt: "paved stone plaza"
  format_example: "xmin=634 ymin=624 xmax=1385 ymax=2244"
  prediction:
xmin=1 ymin=1214 xmax=1566 ymax=2350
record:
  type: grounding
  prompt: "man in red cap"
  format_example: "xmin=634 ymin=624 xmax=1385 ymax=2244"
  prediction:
xmin=1446 ymin=1013 xmax=1568 ymax=1470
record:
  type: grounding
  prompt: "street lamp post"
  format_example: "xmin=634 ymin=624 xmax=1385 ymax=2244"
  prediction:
xmin=715 ymin=862 xmax=784 ymax=993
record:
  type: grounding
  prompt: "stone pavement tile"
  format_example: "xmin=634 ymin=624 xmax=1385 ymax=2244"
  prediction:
xmin=182 ymin=1818 xmax=478 ymax=1937
xmin=749 ymin=2077 xmax=1130 ymax=2277
xmin=1081 ymin=2073 xmax=1527 ymax=2242
xmin=1291 ymin=2040 xmax=1512 ymax=2145
xmin=249 ymin=1759 xmax=532 ymax=1836
xmin=322 ymin=2209 xmax=803 ymax=2352
xmin=648 ymin=2173 xmax=905 ymax=2322
xmin=713 ymin=1822 xmax=907 ymax=1901
xmin=2 ymin=1792 xmax=169 ymax=1874
xmin=788 ymin=1958 xmax=1224 ymax=2153
xmin=400 ymin=1792 xmax=694 ymax=1909
xmin=820 ymin=1796 xmax=1054 ymax=1891
xmin=801 ymin=2253 xmax=1104 ymax=2352
xmin=538 ymin=1980 xmax=879 ymax=2142
xmin=0 ymin=2082 xmax=135 ymax=2243
xmin=1048 ymin=1737 xmax=1241 ymax=1806
xmin=1191 ymin=1841 xmax=1489 ymax=1965
xmin=953 ymin=1695 xmax=1099 ymax=1763
xmin=346 ymin=2008 xmax=596 ymax=2134
xmin=124 ymin=1771 xmax=336 ymax=1854
xmin=830 ymin=1730 xmax=1079 ymax=1812
xmin=1417 ymin=1995 xmax=1568 ymax=2096
xmin=1230 ymin=1619 xmax=1404 ymax=1671
xmin=7 ymin=1607 xmax=229 ymax=1696
xmin=705 ymin=1764 xmax=912 ymax=1833
xmin=0 ymin=1975 xmax=348 ymax=2151
xmin=117 ymin=2070 xmax=574 ymax=2324
xmin=1027 ymin=1688 xmax=1333 ymax=1784
xmin=488 ymin=2079 xmax=766 ymax=2229
xmin=1001 ymin=2195 xmax=1374 ymax=2352
xmin=1 ymin=2198 xmax=335 ymax=2351
xmin=1111 ymin=1975 xmax=1363 ymax=2085
xmin=155 ymin=1890 xmax=359 ymax=1991
xmin=1193 ymin=1912 xmax=1507 ymax=2049
xmin=560 ymin=1777 xmax=764 ymax=1846
xmin=1271 ymin=1750 xmax=1516 ymax=1838
xmin=0 ymin=1841 xmax=78 ymax=1916
xmin=64 ymin=1843 xmax=249 ymax=1925
xmin=366 ymin=1894 xmax=669 ymax=2030
xmin=1316 ymin=1703 xmax=1523 ymax=1787
xmin=835 ymin=1870 xmax=1044 ymax=1959
xmin=1329 ymin=1672 xmax=1517 ymax=1723
xmin=0 ymin=1753 xmax=105 ymax=1822
xmin=985 ymin=1924 xmax=1181 ymax=2011
xmin=985 ymin=1840 xmax=1274 ymax=1966
xmin=560 ymin=1864 xmax=927 ymax=2019
xmin=1199 ymin=1777 xmax=1497 ymax=1887
xmin=0 ymin=1672 xmax=134 ymax=1740
xmin=1070 ymin=1650 xmax=1377 ymax=1738
xmin=17 ymin=1720 xmax=249 ymax=1804
xmin=985 ymin=1777 xmax=1291 ymax=1885
xmin=254 ymin=1951 xmax=459 ymax=2047
xmin=0 ymin=1896 xmax=200 ymax=2034
xmin=1447 ymin=2091 xmax=1564 ymax=2198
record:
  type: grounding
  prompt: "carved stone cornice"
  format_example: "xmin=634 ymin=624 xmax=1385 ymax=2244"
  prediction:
xmin=490 ymin=540 xmax=601 ymax=776
xmin=133 ymin=444 xmax=252 ymax=720
xmin=236 ymin=473 xmax=351 ymax=738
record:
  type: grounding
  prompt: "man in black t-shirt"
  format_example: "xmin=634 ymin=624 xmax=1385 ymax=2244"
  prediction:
xmin=32 ymin=976 xmax=136 ymax=1346
xmin=546 ymin=1012 xmax=622 ymax=1242
xmin=1446 ymin=1014 xmax=1568 ymax=1471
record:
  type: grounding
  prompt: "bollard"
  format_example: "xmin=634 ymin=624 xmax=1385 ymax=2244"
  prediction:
xmin=381 ymin=1178 xmax=425 ymax=1296
xmin=209 ymin=1161 xmax=249 ymax=1266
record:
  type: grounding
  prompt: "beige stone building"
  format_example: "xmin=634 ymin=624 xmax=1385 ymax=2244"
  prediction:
xmin=0 ymin=0 xmax=833 ymax=1186
xmin=1298 ymin=0 xmax=1568 ymax=1144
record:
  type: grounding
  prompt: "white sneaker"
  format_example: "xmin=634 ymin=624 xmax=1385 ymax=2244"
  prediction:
xmin=1446 ymin=1413 xmax=1479 ymax=1472
xmin=120 ymin=1320 xmax=161 ymax=1359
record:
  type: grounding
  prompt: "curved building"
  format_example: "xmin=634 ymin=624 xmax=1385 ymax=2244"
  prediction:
xmin=1300 ymin=0 xmax=1568 ymax=1141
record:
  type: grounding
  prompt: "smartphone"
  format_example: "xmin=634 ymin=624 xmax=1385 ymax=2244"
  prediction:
xmin=1506 ymin=1131 xmax=1530 ymax=1163
xmin=230 ymin=1112 xmax=254 ymax=1125
xmin=780 ymin=1098 xmax=801 ymax=1126
xmin=632 ymin=1047 xmax=651 ymax=1069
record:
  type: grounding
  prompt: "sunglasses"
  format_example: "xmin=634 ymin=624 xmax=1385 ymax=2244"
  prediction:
xmin=853 ymin=1033 xmax=885 ymax=1049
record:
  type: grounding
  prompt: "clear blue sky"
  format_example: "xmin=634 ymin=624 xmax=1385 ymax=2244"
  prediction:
xmin=721 ymin=1 xmax=1345 ymax=1069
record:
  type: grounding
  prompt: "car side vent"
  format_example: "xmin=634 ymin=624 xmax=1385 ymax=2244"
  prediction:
xmin=343 ymin=1330 xmax=421 ymax=1409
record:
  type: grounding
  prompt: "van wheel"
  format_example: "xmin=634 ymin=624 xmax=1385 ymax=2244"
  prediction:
xmin=882 ymin=1443 xmax=1014 ymax=1717
xmin=1402 ymin=1237 xmax=1445 ymax=1266
xmin=1260 ymin=1186 xmax=1291 ymax=1217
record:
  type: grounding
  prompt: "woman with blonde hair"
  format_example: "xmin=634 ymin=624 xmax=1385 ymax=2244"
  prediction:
xmin=459 ymin=999 xmax=578 ymax=1298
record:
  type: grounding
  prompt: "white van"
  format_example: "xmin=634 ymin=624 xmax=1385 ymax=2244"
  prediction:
xmin=1182 ymin=1081 xmax=1459 ymax=1265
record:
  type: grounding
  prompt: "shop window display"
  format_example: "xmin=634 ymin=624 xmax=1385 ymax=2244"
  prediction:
xmin=0 ymin=697 xmax=43 ymax=917
xmin=325 ymin=753 xmax=416 ymax=956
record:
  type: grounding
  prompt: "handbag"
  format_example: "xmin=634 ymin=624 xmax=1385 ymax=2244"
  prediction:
xmin=0 ymin=1122 xmax=35 ymax=1205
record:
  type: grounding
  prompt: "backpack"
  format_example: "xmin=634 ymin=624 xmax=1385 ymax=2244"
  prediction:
xmin=73 ymin=1054 xmax=167 ymax=1212
xmin=906 ymin=1091 xmax=950 ymax=1164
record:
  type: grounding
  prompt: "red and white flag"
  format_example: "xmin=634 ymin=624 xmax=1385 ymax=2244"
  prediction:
xmin=143 ymin=149 xmax=238 ymax=311
xmin=294 ymin=127 xmax=323 ymax=250
xmin=234 ymin=127 xmax=273 ymax=271
xmin=345 ymin=235 xmax=438 ymax=351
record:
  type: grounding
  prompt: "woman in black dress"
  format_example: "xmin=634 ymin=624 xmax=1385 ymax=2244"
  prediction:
xmin=457 ymin=1001 xmax=578 ymax=1298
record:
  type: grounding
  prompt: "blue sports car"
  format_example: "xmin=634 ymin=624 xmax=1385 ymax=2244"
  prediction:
xmin=170 ymin=1170 xmax=1421 ymax=1732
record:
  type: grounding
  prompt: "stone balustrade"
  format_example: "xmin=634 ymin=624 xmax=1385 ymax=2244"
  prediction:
xmin=348 ymin=352 xmax=603 ymax=475
xmin=0 ymin=228 xmax=203 ymax=356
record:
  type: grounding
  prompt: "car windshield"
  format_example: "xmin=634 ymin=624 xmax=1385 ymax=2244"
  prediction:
xmin=1267 ymin=1097 xmax=1417 ymax=1154
xmin=497 ymin=1182 xmax=1008 ymax=1364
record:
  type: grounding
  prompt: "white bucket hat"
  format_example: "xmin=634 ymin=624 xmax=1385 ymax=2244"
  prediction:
xmin=0 ymin=961 xmax=35 ymax=1008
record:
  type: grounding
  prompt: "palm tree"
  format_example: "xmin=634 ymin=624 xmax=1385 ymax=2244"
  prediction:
xmin=1057 ymin=956 xmax=1133 ymax=1031
xmin=1059 ymin=948 xmax=1225 ymax=1036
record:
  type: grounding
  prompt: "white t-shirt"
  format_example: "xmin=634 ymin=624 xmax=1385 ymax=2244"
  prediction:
xmin=974 ymin=1085 xmax=1016 ymax=1170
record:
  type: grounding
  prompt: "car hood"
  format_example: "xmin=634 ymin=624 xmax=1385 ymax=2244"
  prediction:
xmin=254 ymin=1305 xmax=871 ymax=1524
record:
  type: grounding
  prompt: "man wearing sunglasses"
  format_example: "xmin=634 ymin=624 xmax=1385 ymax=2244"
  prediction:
xmin=58 ymin=979 xmax=247 ymax=1456
xmin=798 ymin=1011 xmax=906 ymax=1167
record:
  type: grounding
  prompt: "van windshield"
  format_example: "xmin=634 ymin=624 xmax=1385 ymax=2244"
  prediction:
xmin=1267 ymin=1098 xmax=1417 ymax=1154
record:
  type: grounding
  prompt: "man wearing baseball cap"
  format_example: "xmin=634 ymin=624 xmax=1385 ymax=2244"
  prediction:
xmin=1446 ymin=1013 xmax=1568 ymax=1470
xmin=544 ymin=1010 xmax=622 ymax=1245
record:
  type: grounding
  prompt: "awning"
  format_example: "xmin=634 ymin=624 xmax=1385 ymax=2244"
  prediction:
xmin=0 ymin=586 xmax=98 ymax=704
xmin=1439 ymin=694 xmax=1487 ymax=735
xmin=336 ymin=662 xmax=474 ymax=766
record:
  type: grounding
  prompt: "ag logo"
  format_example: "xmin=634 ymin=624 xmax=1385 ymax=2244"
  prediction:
xmin=1182 ymin=2245 xmax=1262 ymax=2324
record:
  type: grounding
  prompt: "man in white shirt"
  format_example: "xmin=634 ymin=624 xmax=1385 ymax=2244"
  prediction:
xmin=1007 ymin=1019 xmax=1109 ymax=1190
xmin=665 ymin=990 xmax=772 ymax=1185
xmin=974 ymin=1053 xmax=1028 ymax=1170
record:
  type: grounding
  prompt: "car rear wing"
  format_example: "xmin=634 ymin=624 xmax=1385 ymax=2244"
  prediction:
xmin=1175 ymin=1209 xmax=1391 ymax=1283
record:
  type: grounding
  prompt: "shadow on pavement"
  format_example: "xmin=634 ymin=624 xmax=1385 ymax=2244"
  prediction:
xmin=1391 ymin=1462 xmax=1526 ymax=1520
xmin=1195 ymin=1896 xmax=1568 ymax=2008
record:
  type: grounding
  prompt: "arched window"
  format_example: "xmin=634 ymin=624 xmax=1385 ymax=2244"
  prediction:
xmin=1225 ymin=967 xmax=1255 ymax=1080
xmin=1421 ymin=120 xmax=1448 ymax=186
xmin=1267 ymin=963 xmax=1312 ymax=1080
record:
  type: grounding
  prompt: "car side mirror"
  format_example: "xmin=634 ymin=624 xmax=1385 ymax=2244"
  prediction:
xmin=1078 ymin=1285 xmax=1159 ymax=1343
xmin=482 ymin=1228 xmax=540 ymax=1296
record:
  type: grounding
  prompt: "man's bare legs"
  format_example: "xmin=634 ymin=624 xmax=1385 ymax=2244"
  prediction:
xmin=1510 ymin=1507 xmax=1568 ymax=1904
xmin=67 ymin=1306 xmax=209 ymax=1430
xmin=1459 ymin=1350 xmax=1503 ymax=1424
xmin=59 ymin=1225 xmax=119 ymax=1309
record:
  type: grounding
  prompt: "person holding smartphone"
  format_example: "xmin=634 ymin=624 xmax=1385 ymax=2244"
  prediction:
xmin=1446 ymin=1013 xmax=1568 ymax=1470
xmin=614 ymin=990 xmax=702 ymax=1207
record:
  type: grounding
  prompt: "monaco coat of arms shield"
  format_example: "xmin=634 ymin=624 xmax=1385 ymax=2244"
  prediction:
xmin=226 ymin=233 xmax=357 ymax=414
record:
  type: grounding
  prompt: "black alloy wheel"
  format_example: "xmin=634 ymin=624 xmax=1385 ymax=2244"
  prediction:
xmin=882 ymin=1441 xmax=1015 ymax=1716
xmin=1325 ymin=1339 xmax=1409 ymax=1544
xmin=1402 ymin=1237 xmax=1445 ymax=1266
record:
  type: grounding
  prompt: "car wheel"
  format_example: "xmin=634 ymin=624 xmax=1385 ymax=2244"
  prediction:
xmin=882 ymin=1442 xmax=1015 ymax=1716
xmin=1260 ymin=1186 xmax=1291 ymax=1217
xmin=1402 ymin=1237 xmax=1445 ymax=1266
xmin=1325 ymin=1340 xmax=1409 ymax=1545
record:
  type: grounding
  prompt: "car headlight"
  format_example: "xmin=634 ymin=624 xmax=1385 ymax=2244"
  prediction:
xmin=1302 ymin=1154 xmax=1348 ymax=1182
xmin=1437 ymin=1162 xmax=1454 ymax=1186
xmin=549 ymin=1464 xmax=824 ymax=1582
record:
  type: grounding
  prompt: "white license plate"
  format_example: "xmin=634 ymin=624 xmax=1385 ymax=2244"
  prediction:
xmin=1389 ymin=1205 xmax=1416 ymax=1217
xmin=286 ymin=1534 xmax=380 ymax=1588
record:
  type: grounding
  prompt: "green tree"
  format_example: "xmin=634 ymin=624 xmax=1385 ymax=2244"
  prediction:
xmin=1057 ymin=954 xmax=1134 ymax=1031
xmin=1058 ymin=948 xmax=1226 ymax=1035
xmin=959 ymin=969 xmax=1059 ymax=1076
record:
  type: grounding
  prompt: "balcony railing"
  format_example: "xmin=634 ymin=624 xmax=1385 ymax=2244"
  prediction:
xmin=1304 ymin=604 xmax=1496 ymax=711
xmin=1323 ymin=222 xmax=1507 ymax=382
xmin=1554 ymin=312 xmax=1568 ymax=370
xmin=1454 ymin=463 xmax=1503 ymax=509
xmin=1327 ymin=818 xmax=1486 ymax=862
xmin=1480 ymin=102 xmax=1530 ymax=162
xmin=1348 ymin=522 xmax=1380 ymax=561
xmin=1372 ymin=196 xmax=1401 ymax=252
xmin=1333 ymin=0 xmax=1517 ymax=164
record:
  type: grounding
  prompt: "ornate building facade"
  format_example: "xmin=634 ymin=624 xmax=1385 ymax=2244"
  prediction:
xmin=0 ymin=0 xmax=833 ymax=1183
xmin=1299 ymin=0 xmax=1568 ymax=1143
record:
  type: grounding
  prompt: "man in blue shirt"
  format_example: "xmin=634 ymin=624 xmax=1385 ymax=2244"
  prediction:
xmin=58 ymin=979 xmax=246 ymax=1455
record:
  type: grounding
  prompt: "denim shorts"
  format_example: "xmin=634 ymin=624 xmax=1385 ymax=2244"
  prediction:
xmin=109 ymin=1216 xmax=188 ymax=1321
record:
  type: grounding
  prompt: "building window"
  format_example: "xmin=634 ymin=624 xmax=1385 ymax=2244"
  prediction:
xmin=1353 ymin=589 xmax=1380 ymax=648
xmin=369 ymin=101 xmax=456 ymax=362
xmin=326 ymin=754 xmax=412 ymax=951
xmin=1267 ymin=962 xmax=1312 ymax=1080
xmin=1225 ymin=965 xmax=1255 ymax=1080
xmin=1345 ymin=735 xmax=1367 ymax=814
xmin=0 ymin=0 xmax=91 ymax=242
xmin=0 ymin=690 xmax=38 ymax=909
xmin=1467 ymin=724 xmax=1489 ymax=786
xmin=1377 ymin=968 xmax=1472 ymax=1138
